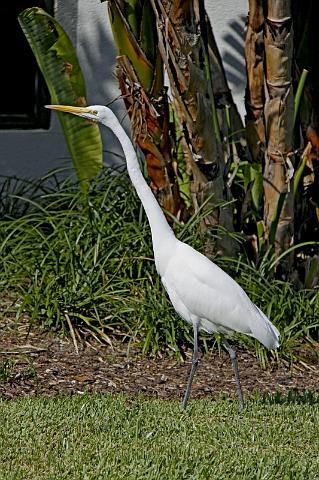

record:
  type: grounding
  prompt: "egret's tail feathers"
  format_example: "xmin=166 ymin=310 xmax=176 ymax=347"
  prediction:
xmin=253 ymin=306 xmax=280 ymax=350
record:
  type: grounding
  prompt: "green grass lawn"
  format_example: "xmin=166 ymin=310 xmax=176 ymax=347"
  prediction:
xmin=1 ymin=393 xmax=319 ymax=480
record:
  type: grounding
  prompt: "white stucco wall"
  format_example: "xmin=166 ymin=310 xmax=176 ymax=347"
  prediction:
xmin=0 ymin=0 xmax=247 ymax=180
xmin=206 ymin=0 xmax=246 ymax=116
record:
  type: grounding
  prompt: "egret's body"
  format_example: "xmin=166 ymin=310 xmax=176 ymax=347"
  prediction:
xmin=47 ymin=104 xmax=280 ymax=410
xmin=161 ymin=240 xmax=278 ymax=348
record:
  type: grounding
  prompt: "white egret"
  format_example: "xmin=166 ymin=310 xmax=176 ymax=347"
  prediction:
xmin=46 ymin=104 xmax=280 ymax=410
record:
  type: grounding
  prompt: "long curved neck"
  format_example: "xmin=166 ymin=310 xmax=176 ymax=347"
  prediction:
xmin=108 ymin=117 xmax=175 ymax=249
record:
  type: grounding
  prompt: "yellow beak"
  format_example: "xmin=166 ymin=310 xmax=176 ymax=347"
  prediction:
xmin=45 ymin=105 xmax=92 ymax=116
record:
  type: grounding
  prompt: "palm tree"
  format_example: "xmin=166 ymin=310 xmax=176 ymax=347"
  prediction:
xmin=107 ymin=0 xmax=245 ymax=255
xmin=245 ymin=0 xmax=294 ymax=260
xmin=245 ymin=0 xmax=319 ymax=282
xmin=22 ymin=1 xmax=319 ymax=282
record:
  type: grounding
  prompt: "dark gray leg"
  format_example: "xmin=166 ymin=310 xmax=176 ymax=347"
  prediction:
xmin=221 ymin=335 xmax=244 ymax=411
xmin=182 ymin=321 xmax=199 ymax=409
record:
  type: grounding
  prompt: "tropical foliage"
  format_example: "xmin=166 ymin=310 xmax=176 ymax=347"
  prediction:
xmin=8 ymin=1 xmax=318 ymax=356
xmin=18 ymin=8 xmax=103 ymax=192
xmin=0 ymin=172 xmax=318 ymax=363
xmin=105 ymin=0 xmax=319 ymax=284
xmin=19 ymin=2 xmax=319 ymax=281
xmin=106 ymin=0 xmax=246 ymax=256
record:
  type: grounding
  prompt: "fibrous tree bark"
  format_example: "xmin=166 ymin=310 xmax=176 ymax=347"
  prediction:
xmin=107 ymin=0 xmax=184 ymax=218
xmin=148 ymin=0 xmax=246 ymax=253
xmin=245 ymin=0 xmax=265 ymax=165
xmin=263 ymin=1 xmax=294 ymax=253
xmin=106 ymin=0 xmax=246 ymax=255
xmin=245 ymin=0 xmax=294 ymax=258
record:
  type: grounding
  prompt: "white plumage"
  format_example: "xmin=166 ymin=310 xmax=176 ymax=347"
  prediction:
xmin=161 ymin=240 xmax=279 ymax=349
xmin=46 ymin=104 xmax=280 ymax=410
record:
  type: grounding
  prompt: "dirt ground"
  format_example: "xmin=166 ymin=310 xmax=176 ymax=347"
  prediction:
xmin=1 ymin=316 xmax=319 ymax=402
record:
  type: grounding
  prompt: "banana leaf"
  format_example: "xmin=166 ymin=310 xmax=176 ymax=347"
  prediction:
xmin=18 ymin=7 xmax=103 ymax=192
xmin=107 ymin=0 xmax=155 ymax=92
xmin=105 ymin=0 xmax=182 ymax=217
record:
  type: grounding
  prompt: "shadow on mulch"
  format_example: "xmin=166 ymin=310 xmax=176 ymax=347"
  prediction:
xmin=1 ymin=318 xmax=319 ymax=402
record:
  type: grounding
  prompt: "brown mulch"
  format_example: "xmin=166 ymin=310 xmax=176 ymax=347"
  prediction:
xmin=1 ymin=317 xmax=319 ymax=402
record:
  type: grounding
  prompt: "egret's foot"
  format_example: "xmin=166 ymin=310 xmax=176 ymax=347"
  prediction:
xmin=182 ymin=356 xmax=199 ymax=409
xmin=238 ymin=394 xmax=245 ymax=412
xmin=221 ymin=336 xmax=245 ymax=412
xmin=182 ymin=321 xmax=200 ymax=409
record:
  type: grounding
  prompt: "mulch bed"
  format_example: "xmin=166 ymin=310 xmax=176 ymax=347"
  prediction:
xmin=1 ymin=317 xmax=319 ymax=402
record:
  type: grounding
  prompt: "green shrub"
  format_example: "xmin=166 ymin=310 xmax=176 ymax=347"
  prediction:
xmin=0 ymin=170 xmax=318 ymax=363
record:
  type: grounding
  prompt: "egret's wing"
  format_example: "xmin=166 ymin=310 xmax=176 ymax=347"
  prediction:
xmin=163 ymin=241 xmax=279 ymax=349
xmin=164 ymin=242 xmax=247 ymax=324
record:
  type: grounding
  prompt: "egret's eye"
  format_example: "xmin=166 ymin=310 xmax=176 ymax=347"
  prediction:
xmin=92 ymin=110 xmax=98 ymax=115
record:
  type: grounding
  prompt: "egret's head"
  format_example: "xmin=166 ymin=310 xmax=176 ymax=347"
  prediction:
xmin=45 ymin=104 xmax=117 ymax=128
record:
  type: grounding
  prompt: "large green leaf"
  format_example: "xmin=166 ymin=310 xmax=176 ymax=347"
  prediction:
xmin=106 ymin=0 xmax=156 ymax=93
xmin=18 ymin=7 xmax=103 ymax=192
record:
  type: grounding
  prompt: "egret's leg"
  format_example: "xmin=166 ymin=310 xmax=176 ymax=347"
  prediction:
xmin=182 ymin=321 xmax=199 ymax=409
xmin=221 ymin=336 xmax=244 ymax=411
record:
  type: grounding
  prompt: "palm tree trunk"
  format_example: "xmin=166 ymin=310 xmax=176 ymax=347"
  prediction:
xmin=107 ymin=0 xmax=184 ymax=218
xmin=245 ymin=0 xmax=294 ymax=257
xmin=150 ymin=0 xmax=240 ymax=254
xmin=245 ymin=0 xmax=265 ymax=165
xmin=263 ymin=0 xmax=294 ymax=253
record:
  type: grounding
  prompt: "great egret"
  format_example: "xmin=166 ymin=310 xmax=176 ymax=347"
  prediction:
xmin=46 ymin=104 xmax=280 ymax=410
